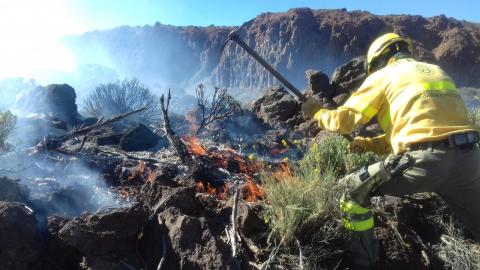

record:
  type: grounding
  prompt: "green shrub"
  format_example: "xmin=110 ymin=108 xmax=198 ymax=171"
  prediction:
xmin=262 ymin=134 xmax=379 ymax=244
xmin=0 ymin=111 xmax=17 ymax=152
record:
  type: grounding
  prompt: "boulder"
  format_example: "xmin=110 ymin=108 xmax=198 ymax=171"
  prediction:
xmin=58 ymin=206 xmax=148 ymax=257
xmin=305 ymin=69 xmax=334 ymax=99
xmin=44 ymin=216 xmax=82 ymax=269
xmin=157 ymin=207 xmax=237 ymax=269
xmin=331 ymin=56 xmax=367 ymax=96
xmin=0 ymin=202 xmax=42 ymax=270
xmin=251 ymin=86 xmax=301 ymax=128
xmin=15 ymin=84 xmax=80 ymax=125
xmin=95 ymin=132 xmax=123 ymax=146
xmin=119 ymin=123 xmax=166 ymax=151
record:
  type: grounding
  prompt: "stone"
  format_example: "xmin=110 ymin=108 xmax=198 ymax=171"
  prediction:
xmin=331 ymin=56 xmax=367 ymax=95
xmin=119 ymin=123 xmax=165 ymax=151
xmin=251 ymin=86 xmax=301 ymax=127
xmin=305 ymin=69 xmax=334 ymax=99
xmin=0 ymin=202 xmax=42 ymax=270
xmin=58 ymin=206 xmax=148 ymax=257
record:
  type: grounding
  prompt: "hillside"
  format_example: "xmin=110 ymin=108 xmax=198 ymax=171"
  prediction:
xmin=64 ymin=8 xmax=480 ymax=90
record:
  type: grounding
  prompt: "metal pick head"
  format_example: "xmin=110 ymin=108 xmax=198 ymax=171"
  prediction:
xmin=220 ymin=27 xmax=241 ymax=54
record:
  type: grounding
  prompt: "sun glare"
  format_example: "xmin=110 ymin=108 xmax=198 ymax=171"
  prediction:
xmin=0 ymin=0 xmax=84 ymax=80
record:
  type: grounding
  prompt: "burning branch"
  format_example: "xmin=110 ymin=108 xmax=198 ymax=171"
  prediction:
xmin=160 ymin=89 xmax=194 ymax=166
xmin=193 ymin=84 xmax=242 ymax=135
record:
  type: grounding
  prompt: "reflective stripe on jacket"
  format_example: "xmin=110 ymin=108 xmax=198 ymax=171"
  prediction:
xmin=314 ymin=58 xmax=476 ymax=154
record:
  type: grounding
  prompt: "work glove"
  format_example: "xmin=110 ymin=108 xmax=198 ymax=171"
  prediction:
xmin=301 ymin=97 xmax=323 ymax=118
xmin=348 ymin=135 xmax=392 ymax=155
xmin=348 ymin=137 xmax=368 ymax=153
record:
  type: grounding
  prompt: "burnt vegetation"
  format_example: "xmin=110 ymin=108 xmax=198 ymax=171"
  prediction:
xmin=83 ymin=78 xmax=161 ymax=126
xmin=0 ymin=59 xmax=479 ymax=269
xmin=193 ymin=84 xmax=243 ymax=135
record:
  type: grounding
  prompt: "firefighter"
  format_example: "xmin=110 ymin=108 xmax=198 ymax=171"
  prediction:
xmin=302 ymin=33 xmax=480 ymax=269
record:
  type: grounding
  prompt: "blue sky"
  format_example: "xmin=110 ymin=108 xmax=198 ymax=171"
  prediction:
xmin=67 ymin=0 xmax=479 ymax=31
xmin=0 ymin=0 xmax=477 ymax=79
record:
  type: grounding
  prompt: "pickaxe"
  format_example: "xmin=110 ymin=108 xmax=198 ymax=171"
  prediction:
xmin=221 ymin=27 xmax=307 ymax=102
xmin=221 ymin=27 xmax=354 ymax=142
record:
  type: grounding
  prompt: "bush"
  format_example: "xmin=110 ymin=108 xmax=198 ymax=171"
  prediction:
xmin=468 ymin=107 xmax=480 ymax=128
xmin=83 ymin=78 xmax=160 ymax=125
xmin=262 ymin=134 xmax=379 ymax=244
xmin=0 ymin=111 xmax=17 ymax=152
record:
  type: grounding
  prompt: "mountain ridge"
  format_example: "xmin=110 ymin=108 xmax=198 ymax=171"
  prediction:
xmin=64 ymin=8 xmax=480 ymax=90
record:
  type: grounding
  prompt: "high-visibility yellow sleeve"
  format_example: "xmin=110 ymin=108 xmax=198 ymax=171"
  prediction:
xmin=313 ymin=74 xmax=386 ymax=134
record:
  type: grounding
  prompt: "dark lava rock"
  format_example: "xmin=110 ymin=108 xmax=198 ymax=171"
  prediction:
xmin=15 ymin=83 xmax=80 ymax=125
xmin=0 ymin=177 xmax=28 ymax=203
xmin=158 ymin=207 xmax=236 ymax=270
xmin=95 ymin=132 xmax=123 ymax=146
xmin=0 ymin=201 xmax=42 ymax=270
xmin=44 ymin=215 xmax=82 ymax=269
xmin=251 ymin=86 xmax=301 ymax=127
xmin=119 ymin=123 xmax=165 ymax=151
xmin=331 ymin=56 xmax=367 ymax=95
xmin=305 ymin=69 xmax=334 ymax=99
xmin=58 ymin=206 xmax=148 ymax=257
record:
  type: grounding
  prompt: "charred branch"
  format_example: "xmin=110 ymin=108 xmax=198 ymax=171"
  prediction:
xmin=227 ymin=186 xmax=242 ymax=270
xmin=296 ymin=238 xmax=304 ymax=270
xmin=160 ymin=89 xmax=194 ymax=166
xmin=261 ymin=238 xmax=283 ymax=270
xmin=63 ymin=106 xmax=148 ymax=141
xmin=194 ymin=84 xmax=242 ymax=135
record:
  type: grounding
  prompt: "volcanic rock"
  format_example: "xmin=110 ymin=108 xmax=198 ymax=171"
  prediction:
xmin=58 ymin=206 xmax=148 ymax=257
xmin=45 ymin=215 xmax=82 ymax=269
xmin=251 ymin=86 xmax=301 ymax=128
xmin=0 ymin=177 xmax=29 ymax=203
xmin=158 ymin=207 xmax=237 ymax=269
xmin=304 ymin=69 xmax=334 ymax=99
xmin=15 ymin=84 xmax=80 ymax=125
xmin=331 ymin=56 xmax=367 ymax=96
xmin=119 ymin=123 xmax=165 ymax=151
xmin=95 ymin=132 xmax=123 ymax=146
xmin=0 ymin=201 xmax=42 ymax=270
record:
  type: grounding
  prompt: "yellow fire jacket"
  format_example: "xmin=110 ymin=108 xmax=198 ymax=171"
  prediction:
xmin=314 ymin=58 xmax=475 ymax=154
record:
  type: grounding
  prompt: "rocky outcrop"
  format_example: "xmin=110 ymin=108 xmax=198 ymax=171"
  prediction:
xmin=15 ymin=83 xmax=80 ymax=125
xmin=66 ymin=9 xmax=480 ymax=89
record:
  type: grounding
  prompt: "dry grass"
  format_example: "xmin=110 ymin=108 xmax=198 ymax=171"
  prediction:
xmin=261 ymin=134 xmax=378 ymax=245
xmin=434 ymin=217 xmax=480 ymax=270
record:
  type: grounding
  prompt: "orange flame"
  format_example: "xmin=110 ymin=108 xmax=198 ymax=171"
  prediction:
xmin=243 ymin=176 xmax=266 ymax=202
xmin=196 ymin=180 xmax=231 ymax=200
xmin=128 ymin=161 xmax=157 ymax=183
xmin=182 ymin=135 xmax=207 ymax=156
xmin=271 ymin=161 xmax=293 ymax=181
xmin=186 ymin=109 xmax=200 ymax=134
